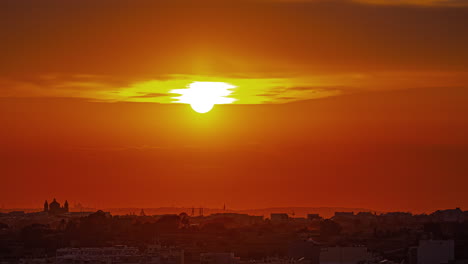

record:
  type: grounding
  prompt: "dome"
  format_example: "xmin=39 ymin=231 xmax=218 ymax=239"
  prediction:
xmin=49 ymin=198 xmax=60 ymax=208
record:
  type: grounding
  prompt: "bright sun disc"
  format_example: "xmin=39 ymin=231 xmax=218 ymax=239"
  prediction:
xmin=190 ymin=101 xmax=214 ymax=114
xmin=171 ymin=82 xmax=236 ymax=113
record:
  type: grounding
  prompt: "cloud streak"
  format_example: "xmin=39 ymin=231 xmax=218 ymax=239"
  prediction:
xmin=129 ymin=93 xmax=169 ymax=98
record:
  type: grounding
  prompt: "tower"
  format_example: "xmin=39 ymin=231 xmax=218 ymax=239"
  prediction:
xmin=64 ymin=200 xmax=69 ymax=212
xmin=44 ymin=200 xmax=49 ymax=212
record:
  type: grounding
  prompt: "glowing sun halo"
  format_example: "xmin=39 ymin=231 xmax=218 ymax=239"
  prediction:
xmin=171 ymin=82 xmax=236 ymax=113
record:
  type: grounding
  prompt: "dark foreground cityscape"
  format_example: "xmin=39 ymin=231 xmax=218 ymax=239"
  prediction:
xmin=0 ymin=200 xmax=467 ymax=264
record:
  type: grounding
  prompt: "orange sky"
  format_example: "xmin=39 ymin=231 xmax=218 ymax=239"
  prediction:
xmin=1 ymin=0 xmax=468 ymax=212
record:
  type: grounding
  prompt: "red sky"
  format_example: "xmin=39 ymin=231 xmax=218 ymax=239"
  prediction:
xmin=1 ymin=0 xmax=468 ymax=212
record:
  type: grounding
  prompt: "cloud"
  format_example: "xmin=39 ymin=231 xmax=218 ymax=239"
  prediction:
xmin=256 ymin=93 xmax=281 ymax=97
xmin=286 ymin=86 xmax=359 ymax=95
xmin=276 ymin=96 xmax=297 ymax=100
xmin=3 ymin=71 xmax=468 ymax=104
xmin=287 ymin=87 xmax=319 ymax=91
xmin=129 ymin=93 xmax=169 ymax=98
xmin=353 ymin=0 xmax=468 ymax=6
xmin=272 ymin=0 xmax=468 ymax=6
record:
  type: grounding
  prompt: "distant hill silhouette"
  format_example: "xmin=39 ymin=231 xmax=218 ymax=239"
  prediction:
xmin=100 ymin=206 xmax=378 ymax=218
xmin=0 ymin=206 xmax=379 ymax=218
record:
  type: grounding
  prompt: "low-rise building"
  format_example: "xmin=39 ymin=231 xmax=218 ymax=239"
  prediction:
xmin=56 ymin=246 xmax=140 ymax=264
xmin=307 ymin=214 xmax=321 ymax=221
xmin=288 ymin=240 xmax=320 ymax=264
xmin=416 ymin=240 xmax=454 ymax=264
xmin=200 ymin=253 xmax=239 ymax=264
xmin=270 ymin=214 xmax=289 ymax=223
xmin=320 ymin=246 xmax=369 ymax=264
xmin=56 ymin=244 xmax=184 ymax=264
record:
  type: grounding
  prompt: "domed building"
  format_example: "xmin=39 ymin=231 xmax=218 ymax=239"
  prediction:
xmin=43 ymin=198 xmax=69 ymax=215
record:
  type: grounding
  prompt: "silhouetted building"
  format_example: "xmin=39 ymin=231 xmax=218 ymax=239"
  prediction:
xmin=416 ymin=240 xmax=454 ymax=264
xmin=271 ymin=213 xmax=289 ymax=223
xmin=200 ymin=253 xmax=239 ymax=264
xmin=56 ymin=244 xmax=185 ymax=264
xmin=288 ymin=240 xmax=320 ymax=264
xmin=44 ymin=198 xmax=69 ymax=215
xmin=146 ymin=244 xmax=184 ymax=264
xmin=307 ymin=214 xmax=321 ymax=221
xmin=320 ymin=246 xmax=369 ymax=264
xmin=431 ymin=208 xmax=465 ymax=222
xmin=250 ymin=258 xmax=303 ymax=264
xmin=56 ymin=246 xmax=140 ymax=264
xmin=205 ymin=213 xmax=264 ymax=227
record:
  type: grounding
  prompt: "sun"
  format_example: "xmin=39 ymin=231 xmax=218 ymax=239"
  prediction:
xmin=171 ymin=82 xmax=236 ymax=113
